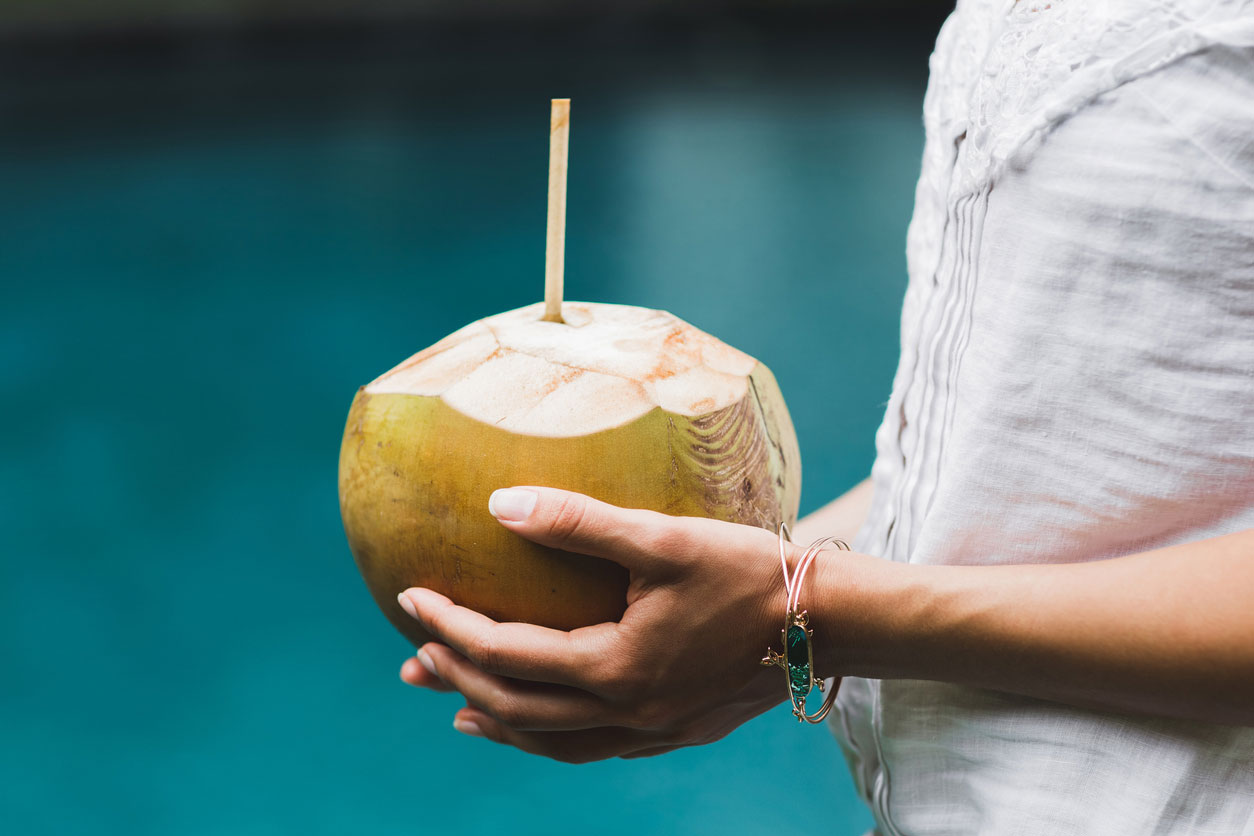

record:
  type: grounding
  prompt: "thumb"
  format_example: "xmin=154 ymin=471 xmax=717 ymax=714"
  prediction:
xmin=487 ymin=486 xmax=671 ymax=570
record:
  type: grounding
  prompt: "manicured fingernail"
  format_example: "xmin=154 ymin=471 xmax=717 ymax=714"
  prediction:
xmin=397 ymin=592 xmax=418 ymax=619
xmin=416 ymin=647 xmax=438 ymax=678
xmin=489 ymin=488 xmax=537 ymax=521
xmin=453 ymin=717 xmax=484 ymax=738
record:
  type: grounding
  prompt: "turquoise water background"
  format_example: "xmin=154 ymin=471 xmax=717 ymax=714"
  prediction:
xmin=0 ymin=22 xmax=930 ymax=835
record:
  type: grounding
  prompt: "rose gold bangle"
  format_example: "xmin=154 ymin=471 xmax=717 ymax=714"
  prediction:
xmin=760 ymin=523 xmax=849 ymax=723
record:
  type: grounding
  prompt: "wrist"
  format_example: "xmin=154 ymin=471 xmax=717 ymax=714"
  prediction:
xmin=807 ymin=548 xmax=929 ymax=680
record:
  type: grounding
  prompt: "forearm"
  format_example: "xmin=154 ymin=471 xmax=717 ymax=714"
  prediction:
xmin=792 ymin=476 xmax=873 ymax=546
xmin=815 ymin=528 xmax=1254 ymax=724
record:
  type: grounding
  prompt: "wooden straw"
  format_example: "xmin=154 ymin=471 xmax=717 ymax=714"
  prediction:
xmin=543 ymin=98 xmax=570 ymax=323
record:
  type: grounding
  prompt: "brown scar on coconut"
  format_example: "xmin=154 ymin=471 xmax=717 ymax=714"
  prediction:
xmin=337 ymin=99 xmax=801 ymax=648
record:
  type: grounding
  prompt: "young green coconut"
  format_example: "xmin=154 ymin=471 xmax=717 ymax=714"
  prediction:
xmin=337 ymin=100 xmax=801 ymax=647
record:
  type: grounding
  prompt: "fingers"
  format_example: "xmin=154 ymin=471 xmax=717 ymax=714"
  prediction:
xmin=399 ymin=652 xmax=456 ymax=693
xmin=488 ymin=486 xmax=684 ymax=571
xmin=451 ymin=707 xmax=673 ymax=765
xmin=399 ymin=587 xmax=617 ymax=690
xmin=421 ymin=642 xmax=614 ymax=731
xmin=618 ymin=745 xmax=680 ymax=759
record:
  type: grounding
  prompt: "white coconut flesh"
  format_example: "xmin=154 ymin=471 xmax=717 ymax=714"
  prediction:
xmin=366 ymin=302 xmax=759 ymax=437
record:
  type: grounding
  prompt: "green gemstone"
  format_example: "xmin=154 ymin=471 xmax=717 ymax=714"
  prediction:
xmin=785 ymin=624 xmax=811 ymax=697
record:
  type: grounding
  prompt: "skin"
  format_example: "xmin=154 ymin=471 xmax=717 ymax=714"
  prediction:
xmin=397 ymin=481 xmax=1254 ymax=763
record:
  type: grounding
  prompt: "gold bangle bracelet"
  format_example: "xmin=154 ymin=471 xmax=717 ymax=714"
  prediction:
xmin=760 ymin=523 xmax=849 ymax=724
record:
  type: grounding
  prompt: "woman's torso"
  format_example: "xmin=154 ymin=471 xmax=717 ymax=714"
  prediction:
xmin=836 ymin=1 xmax=1254 ymax=833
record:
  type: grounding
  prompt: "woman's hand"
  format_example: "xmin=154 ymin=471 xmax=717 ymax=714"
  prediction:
xmin=396 ymin=486 xmax=807 ymax=763
xmin=398 ymin=485 xmax=1254 ymax=735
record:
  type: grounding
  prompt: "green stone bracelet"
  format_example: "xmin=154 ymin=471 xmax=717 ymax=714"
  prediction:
xmin=761 ymin=525 xmax=849 ymax=723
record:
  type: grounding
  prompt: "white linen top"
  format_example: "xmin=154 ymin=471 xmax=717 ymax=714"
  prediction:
xmin=834 ymin=1 xmax=1254 ymax=834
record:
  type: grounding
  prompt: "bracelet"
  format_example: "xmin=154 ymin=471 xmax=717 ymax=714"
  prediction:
xmin=760 ymin=523 xmax=849 ymax=723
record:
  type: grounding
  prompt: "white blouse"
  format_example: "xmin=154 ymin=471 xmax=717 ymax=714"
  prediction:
xmin=836 ymin=1 xmax=1254 ymax=834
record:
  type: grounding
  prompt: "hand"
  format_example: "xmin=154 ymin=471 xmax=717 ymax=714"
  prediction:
xmin=396 ymin=486 xmax=817 ymax=763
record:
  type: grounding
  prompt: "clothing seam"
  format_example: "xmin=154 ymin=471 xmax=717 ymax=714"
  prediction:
xmin=1125 ymin=70 xmax=1254 ymax=193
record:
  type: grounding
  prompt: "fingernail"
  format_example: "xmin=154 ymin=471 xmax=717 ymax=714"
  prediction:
xmin=416 ymin=647 xmax=438 ymax=678
xmin=453 ymin=717 xmax=484 ymax=738
xmin=397 ymin=592 xmax=418 ymax=619
xmin=489 ymin=488 xmax=537 ymax=521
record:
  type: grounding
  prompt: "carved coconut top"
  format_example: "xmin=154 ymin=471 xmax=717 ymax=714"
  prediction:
xmin=366 ymin=302 xmax=758 ymax=436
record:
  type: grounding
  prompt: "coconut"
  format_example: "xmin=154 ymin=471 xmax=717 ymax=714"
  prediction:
xmin=338 ymin=301 xmax=801 ymax=647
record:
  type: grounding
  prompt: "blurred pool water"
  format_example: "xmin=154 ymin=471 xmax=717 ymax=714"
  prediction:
xmin=0 ymin=22 xmax=929 ymax=835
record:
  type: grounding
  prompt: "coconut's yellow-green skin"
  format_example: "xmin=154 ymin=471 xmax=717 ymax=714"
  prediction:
xmin=339 ymin=362 xmax=800 ymax=648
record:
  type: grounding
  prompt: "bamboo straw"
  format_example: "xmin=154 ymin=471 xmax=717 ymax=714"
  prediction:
xmin=542 ymin=98 xmax=570 ymax=323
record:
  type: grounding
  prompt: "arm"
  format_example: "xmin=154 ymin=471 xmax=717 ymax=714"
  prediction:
xmin=791 ymin=476 xmax=873 ymax=546
xmin=398 ymin=488 xmax=1254 ymax=763
xmin=814 ymin=528 xmax=1254 ymax=724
